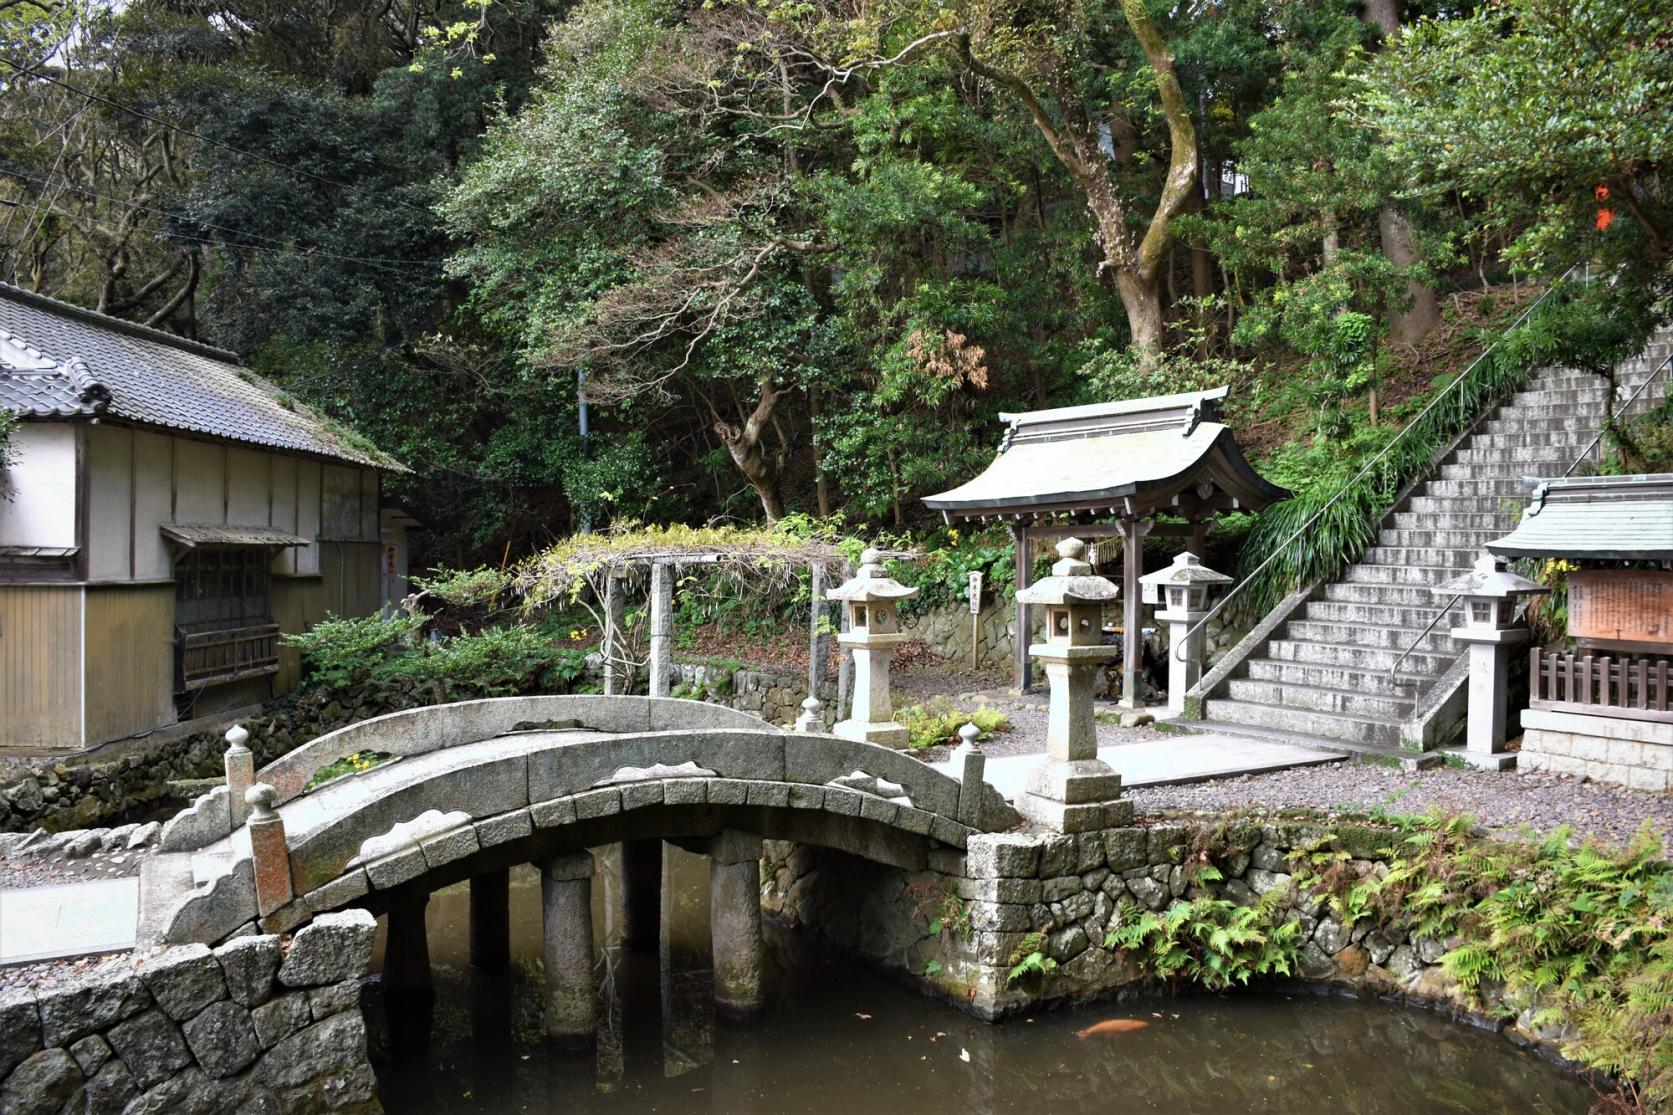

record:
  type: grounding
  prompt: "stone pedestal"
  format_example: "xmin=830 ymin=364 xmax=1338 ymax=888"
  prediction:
xmin=708 ymin=830 xmax=764 ymax=1016
xmin=1455 ymin=629 xmax=1527 ymax=770
xmin=541 ymin=851 xmax=598 ymax=1043
xmin=224 ymin=726 xmax=254 ymax=830
xmin=1159 ymin=612 xmax=1208 ymax=717
xmin=621 ymin=839 xmax=663 ymax=953
xmin=833 ymin=636 xmax=910 ymax=747
xmin=1015 ymin=649 xmax=1130 ymax=833
xmin=469 ymin=869 xmax=510 ymax=970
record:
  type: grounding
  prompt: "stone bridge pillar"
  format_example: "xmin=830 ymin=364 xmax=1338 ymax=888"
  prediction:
xmin=708 ymin=829 xmax=764 ymax=1015
xmin=385 ymin=892 xmax=434 ymax=998
xmin=542 ymin=851 xmax=599 ymax=1043
xmin=470 ymin=869 xmax=511 ymax=970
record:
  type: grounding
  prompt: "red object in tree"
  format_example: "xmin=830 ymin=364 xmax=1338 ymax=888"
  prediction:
xmin=1597 ymin=208 xmax=1614 ymax=232
xmin=1595 ymin=184 xmax=1610 ymax=202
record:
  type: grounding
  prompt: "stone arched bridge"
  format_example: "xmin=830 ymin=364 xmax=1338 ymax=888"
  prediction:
xmin=139 ymin=695 xmax=1021 ymax=948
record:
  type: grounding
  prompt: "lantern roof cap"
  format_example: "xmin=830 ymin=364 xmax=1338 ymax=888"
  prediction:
xmin=826 ymin=547 xmax=920 ymax=602
xmin=1433 ymin=551 xmax=1549 ymax=599
xmin=1138 ymin=550 xmax=1233 ymax=588
xmin=1015 ymin=538 xmax=1119 ymax=605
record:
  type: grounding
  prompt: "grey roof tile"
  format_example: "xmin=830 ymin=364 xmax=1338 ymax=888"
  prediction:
xmin=0 ymin=283 xmax=401 ymax=470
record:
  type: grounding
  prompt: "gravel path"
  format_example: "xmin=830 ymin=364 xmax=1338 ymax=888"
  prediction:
xmin=906 ymin=681 xmax=1670 ymax=848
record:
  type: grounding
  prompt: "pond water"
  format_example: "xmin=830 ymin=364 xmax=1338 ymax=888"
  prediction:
xmin=364 ymin=846 xmax=1593 ymax=1115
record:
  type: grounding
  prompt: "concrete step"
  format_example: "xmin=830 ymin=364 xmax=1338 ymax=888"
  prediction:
xmin=1378 ymin=526 xmax=1506 ymax=548
xmin=1452 ymin=446 xmax=1586 ymax=466
xmin=1440 ymin=462 xmax=1562 ymax=481
xmin=1226 ymin=678 xmax=1415 ymax=721
xmin=1188 ymin=716 xmax=1415 ymax=761
xmin=1391 ymin=508 xmax=1517 ymax=530
xmin=1363 ymin=544 xmax=1481 ymax=566
xmin=1286 ymin=620 xmax=1457 ymax=653
xmin=1482 ymin=416 xmax=1608 ymax=436
xmin=1245 ymin=658 xmax=1429 ymax=695
xmin=1402 ymin=495 xmax=1526 ymax=516
xmin=1342 ymin=563 xmax=1456 ymax=586
xmin=1266 ymin=638 xmax=1454 ymax=674
xmin=1304 ymin=600 xmax=1452 ymax=628
xmin=1423 ymin=478 xmax=1537 ymax=498
xmin=1469 ymin=431 xmax=1604 ymax=450
xmin=1201 ymin=698 xmax=1403 ymax=748
xmin=1321 ymin=582 xmax=1444 ymax=606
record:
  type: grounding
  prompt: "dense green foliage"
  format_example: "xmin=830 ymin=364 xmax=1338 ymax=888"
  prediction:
xmin=1105 ymin=883 xmax=1305 ymax=990
xmin=281 ymin=611 xmax=588 ymax=704
xmin=890 ymin=698 xmax=1010 ymax=751
xmin=4 ymin=0 xmax=1667 ymax=570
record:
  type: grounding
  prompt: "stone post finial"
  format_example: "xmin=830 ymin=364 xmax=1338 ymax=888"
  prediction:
xmin=1055 ymin=537 xmax=1085 ymax=561
xmin=956 ymin=722 xmax=982 ymax=751
xmin=225 ymin=727 xmax=256 ymax=831
xmin=794 ymin=695 xmax=824 ymax=733
xmin=953 ymin=724 xmax=987 ymax=827
xmin=246 ymin=782 xmax=277 ymax=819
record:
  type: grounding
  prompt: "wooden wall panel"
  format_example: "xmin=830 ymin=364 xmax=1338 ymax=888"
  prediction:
xmin=85 ymin=426 xmax=133 ymax=582
xmin=132 ymin=432 xmax=174 ymax=581
xmin=270 ymin=576 xmax=325 ymax=693
xmin=173 ymin=440 xmax=226 ymax=524
xmin=82 ymin=584 xmax=175 ymax=744
xmin=0 ymin=586 xmax=83 ymax=748
xmin=226 ymin=447 xmax=271 ymax=527
xmin=320 ymin=542 xmax=381 ymax=620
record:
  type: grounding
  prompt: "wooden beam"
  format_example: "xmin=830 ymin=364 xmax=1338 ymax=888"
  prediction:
xmin=1013 ymin=523 xmax=1033 ymax=693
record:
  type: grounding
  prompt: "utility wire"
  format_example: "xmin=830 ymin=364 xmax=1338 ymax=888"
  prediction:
xmin=2 ymin=164 xmax=446 ymax=274
xmin=0 ymin=54 xmax=438 ymax=217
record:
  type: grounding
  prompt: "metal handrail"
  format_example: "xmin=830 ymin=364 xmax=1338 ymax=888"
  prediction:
xmin=1560 ymin=350 xmax=1673 ymax=478
xmin=1387 ymin=593 xmax=1459 ymax=680
xmin=1172 ymin=264 xmax=1584 ymax=667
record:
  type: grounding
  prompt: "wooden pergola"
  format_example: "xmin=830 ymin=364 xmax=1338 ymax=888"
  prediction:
xmin=923 ymin=387 xmax=1288 ymax=705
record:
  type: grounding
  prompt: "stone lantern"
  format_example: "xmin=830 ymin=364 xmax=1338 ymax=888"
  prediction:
xmin=1433 ymin=551 xmax=1548 ymax=769
xmin=827 ymin=548 xmax=919 ymax=747
xmin=1140 ymin=552 xmax=1233 ymax=716
xmin=1012 ymin=538 xmax=1130 ymax=832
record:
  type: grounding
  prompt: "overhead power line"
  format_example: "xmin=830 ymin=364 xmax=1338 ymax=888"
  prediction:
xmin=2 ymin=164 xmax=447 ymax=274
xmin=0 ymin=55 xmax=437 ymax=217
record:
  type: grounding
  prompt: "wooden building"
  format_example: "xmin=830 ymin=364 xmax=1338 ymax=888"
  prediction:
xmin=0 ymin=283 xmax=404 ymax=751
xmin=1487 ymin=474 xmax=1673 ymax=790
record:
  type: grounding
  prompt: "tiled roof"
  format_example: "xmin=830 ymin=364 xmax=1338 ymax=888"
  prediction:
xmin=1488 ymin=474 xmax=1673 ymax=560
xmin=0 ymin=283 xmax=401 ymax=470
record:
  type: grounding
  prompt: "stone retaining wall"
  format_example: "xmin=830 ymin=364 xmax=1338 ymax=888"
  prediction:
xmin=1518 ymin=708 xmax=1673 ymax=792
xmin=762 ymin=821 xmax=1568 ymax=1052
xmin=0 ymin=910 xmax=381 ymax=1115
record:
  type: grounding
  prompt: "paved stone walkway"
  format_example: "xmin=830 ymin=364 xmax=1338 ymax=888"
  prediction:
xmin=0 ymin=877 xmax=138 ymax=966
xmin=935 ymin=735 xmax=1344 ymax=801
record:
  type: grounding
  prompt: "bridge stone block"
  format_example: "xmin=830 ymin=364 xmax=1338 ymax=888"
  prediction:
xmin=572 ymin=787 xmax=622 ymax=821
xmin=895 ymin=807 xmax=936 ymax=837
xmin=420 ymin=825 xmax=480 ymax=870
xmin=620 ymin=782 xmax=664 ymax=811
xmin=662 ymin=779 xmax=708 ymax=806
xmin=475 ymin=809 xmax=533 ymax=847
xmin=781 ymin=735 xmax=959 ymax=818
xmin=256 ymin=899 xmax=308 ymax=936
xmin=362 ymin=845 xmax=428 ymax=891
xmin=301 ymin=868 xmax=368 ymax=915
xmin=163 ymin=859 xmax=257 ymax=947
xmin=527 ymin=731 xmax=787 ymax=801
xmin=530 ymin=798 xmax=578 ymax=829
xmin=786 ymin=784 xmax=825 ymax=810
xmin=929 ymin=816 xmax=971 ymax=849
xmin=647 ymin=701 xmax=770 ymax=731
xmin=819 ymin=786 xmax=863 ymax=816
xmin=705 ymin=780 xmax=749 ymax=806
xmin=858 ymin=795 xmax=900 ymax=826
xmin=744 ymin=781 xmax=790 ymax=808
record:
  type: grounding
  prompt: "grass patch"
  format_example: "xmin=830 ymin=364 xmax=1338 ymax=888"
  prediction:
xmin=305 ymin=750 xmax=394 ymax=790
xmin=892 ymin=697 xmax=1011 ymax=751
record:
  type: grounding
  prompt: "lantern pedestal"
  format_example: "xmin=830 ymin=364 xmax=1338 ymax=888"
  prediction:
xmin=1453 ymin=627 xmax=1528 ymax=770
xmin=1139 ymin=552 xmax=1233 ymax=717
xmin=833 ymin=631 xmax=911 ymax=748
xmin=1014 ymin=645 xmax=1131 ymax=833
xmin=1433 ymin=552 xmax=1548 ymax=773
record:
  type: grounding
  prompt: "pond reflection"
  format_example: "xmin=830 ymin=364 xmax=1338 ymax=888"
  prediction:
xmin=365 ymin=845 xmax=1591 ymax=1115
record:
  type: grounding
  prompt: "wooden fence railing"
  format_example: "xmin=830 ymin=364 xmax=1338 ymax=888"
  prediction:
xmin=178 ymin=622 xmax=282 ymax=690
xmin=1529 ymin=649 xmax=1673 ymax=724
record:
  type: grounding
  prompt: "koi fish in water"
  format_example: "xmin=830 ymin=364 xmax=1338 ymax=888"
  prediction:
xmin=1075 ymin=1019 xmax=1150 ymax=1039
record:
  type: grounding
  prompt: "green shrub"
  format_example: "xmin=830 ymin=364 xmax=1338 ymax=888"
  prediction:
xmin=891 ymin=698 xmax=1010 ymax=751
xmin=376 ymin=626 xmax=588 ymax=702
xmin=281 ymin=611 xmax=427 ymax=691
xmin=1104 ymin=884 xmax=1305 ymax=991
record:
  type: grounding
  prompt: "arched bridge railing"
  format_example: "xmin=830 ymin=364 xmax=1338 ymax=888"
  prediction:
xmin=148 ymin=696 xmax=1020 ymax=946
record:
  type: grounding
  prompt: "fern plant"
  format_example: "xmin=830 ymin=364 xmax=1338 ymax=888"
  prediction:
xmin=1104 ymin=891 xmax=1305 ymax=991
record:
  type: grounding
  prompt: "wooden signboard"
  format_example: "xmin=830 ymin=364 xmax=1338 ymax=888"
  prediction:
xmin=1568 ymin=570 xmax=1673 ymax=652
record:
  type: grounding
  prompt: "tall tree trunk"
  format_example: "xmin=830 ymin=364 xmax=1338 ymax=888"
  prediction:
xmin=1114 ymin=270 xmax=1166 ymax=355
xmin=807 ymin=384 xmax=830 ymax=517
xmin=1365 ymin=0 xmax=1440 ymax=347
xmin=715 ymin=378 xmax=786 ymax=521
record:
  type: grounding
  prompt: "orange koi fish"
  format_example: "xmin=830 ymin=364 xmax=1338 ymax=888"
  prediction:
xmin=1075 ymin=1019 xmax=1150 ymax=1039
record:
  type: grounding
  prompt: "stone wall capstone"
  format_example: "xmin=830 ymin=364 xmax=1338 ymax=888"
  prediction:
xmin=0 ymin=909 xmax=381 ymax=1114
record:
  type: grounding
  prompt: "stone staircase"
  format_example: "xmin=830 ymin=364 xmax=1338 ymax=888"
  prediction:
xmin=1195 ymin=326 xmax=1673 ymax=756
